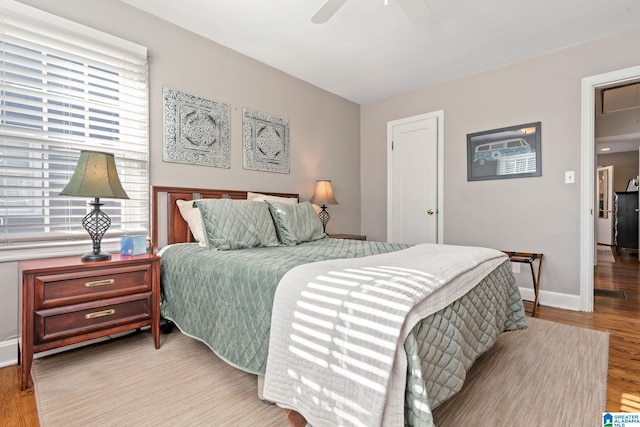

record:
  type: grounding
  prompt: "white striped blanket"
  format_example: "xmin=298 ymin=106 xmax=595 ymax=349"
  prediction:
xmin=263 ymin=243 xmax=507 ymax=427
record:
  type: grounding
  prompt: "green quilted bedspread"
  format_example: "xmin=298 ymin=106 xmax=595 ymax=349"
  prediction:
xmin=160 ymin=238 xmax=410 ymax=374
xmin=404 ymin=259 xmax=526 ymax=426
xmin=160 ymin=238 xmax=527 ymax=426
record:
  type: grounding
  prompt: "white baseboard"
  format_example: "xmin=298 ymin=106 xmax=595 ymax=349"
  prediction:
xmin=0 ymin=338 xmax=18 ymax=368
xmin=519 ymin=287 xmax=582 ymax=312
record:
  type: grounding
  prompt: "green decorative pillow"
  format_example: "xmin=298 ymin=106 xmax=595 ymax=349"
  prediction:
xmin=265 ymin=201 xmax=326 ymax=245
xmin=196 ymin=199 xmax=280 ymax=250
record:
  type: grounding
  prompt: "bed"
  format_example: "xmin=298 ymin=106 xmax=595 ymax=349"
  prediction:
xmin=151 ymin=185 xmax=527 ymax=427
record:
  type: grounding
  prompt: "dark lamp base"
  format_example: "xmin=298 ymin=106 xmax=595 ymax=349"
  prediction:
xmin=81 ymin=252 xmax=112 ymax=262
xmin=80 ymin=198 xmax=112 ymax=262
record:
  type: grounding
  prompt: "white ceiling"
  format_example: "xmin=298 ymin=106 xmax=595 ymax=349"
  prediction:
xmin=121 ymin=0 xmax=640 ymax=105
xmin=596 ymin=133 xmax=640 ymax=154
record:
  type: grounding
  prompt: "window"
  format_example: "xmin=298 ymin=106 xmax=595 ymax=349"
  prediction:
xmin=0 ymin=2 xmax=149 ymax=255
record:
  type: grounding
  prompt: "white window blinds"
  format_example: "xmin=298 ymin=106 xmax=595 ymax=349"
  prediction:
xmin=0 ymin=2 xmax=149 ymax=251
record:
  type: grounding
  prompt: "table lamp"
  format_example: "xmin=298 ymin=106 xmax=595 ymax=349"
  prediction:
xmin=60 ymin=150 xmax=129 ymax=261
xmin=310 ymin=180 xmax=338 ymax=233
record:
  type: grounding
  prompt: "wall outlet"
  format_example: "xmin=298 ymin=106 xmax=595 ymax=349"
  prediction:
xmin=511 ymin=262 xmax=521 ymax=274
xmin=565 ymin=170 xmax=575 ymax=184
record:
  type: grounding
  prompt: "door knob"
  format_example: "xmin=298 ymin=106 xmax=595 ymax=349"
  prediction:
xmin=427 ymin=209 xmax=434 ymax=215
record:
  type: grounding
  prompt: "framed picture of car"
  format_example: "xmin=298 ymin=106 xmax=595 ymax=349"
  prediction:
xmin=467 ymin=121 xmax=541 ymax=181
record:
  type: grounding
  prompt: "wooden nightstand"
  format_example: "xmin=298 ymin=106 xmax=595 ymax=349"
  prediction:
xmin=20 ymin=253 xmax=160 ymax=390
xmin=329 ymin=234 xmax=367 ymax=241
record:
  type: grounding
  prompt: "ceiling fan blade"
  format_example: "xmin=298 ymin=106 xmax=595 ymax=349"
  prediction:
xmin=396 ymin=0 xmax=431 ymax=25
xmin=311 ymin=0 xmax=348 ymax=24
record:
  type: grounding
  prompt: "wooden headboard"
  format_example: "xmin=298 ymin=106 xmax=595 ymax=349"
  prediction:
xmin=150 ymin=186 xmax=299 ymax=253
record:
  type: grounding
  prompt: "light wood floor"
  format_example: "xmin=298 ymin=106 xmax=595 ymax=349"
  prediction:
xmin=2 ymin=251 xmax=639 ymax=426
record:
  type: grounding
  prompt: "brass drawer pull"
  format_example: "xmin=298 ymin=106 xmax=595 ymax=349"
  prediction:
xmin=85 ymin=279 xmax=115 ymax=288
xmin=85 ymin=309 xmax=116 ymax=319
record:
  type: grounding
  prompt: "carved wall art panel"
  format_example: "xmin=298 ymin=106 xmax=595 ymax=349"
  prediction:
xmin=242 ymin=107 xmax=290 ymax=174
xmin=163 ymin=87 xmax=230 ymax=168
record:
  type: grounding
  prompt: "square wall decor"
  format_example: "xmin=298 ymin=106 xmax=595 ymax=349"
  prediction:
xmin=242 ymin=107 xmax=290 ymax=174
xmin=163 ymin=87 xmax=230 ymax=168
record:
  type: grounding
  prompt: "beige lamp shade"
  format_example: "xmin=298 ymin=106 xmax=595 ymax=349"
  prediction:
xmin=310 ymin=180 xmax=338 ymax=206
xmin=60 ymin=150 xmax=129 ymax=199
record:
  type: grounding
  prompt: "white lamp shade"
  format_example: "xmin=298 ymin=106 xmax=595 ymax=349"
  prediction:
xmin=310 ymin=180 xmax=338 ymax=206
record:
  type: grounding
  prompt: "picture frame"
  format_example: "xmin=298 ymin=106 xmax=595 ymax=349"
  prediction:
xmin=467 ymin=122 xmax=541 ymax=181
xmin=242 ymin=107 xmax=290 ymax=174
xmin=162 ymin=87 xmax=231 ymax=168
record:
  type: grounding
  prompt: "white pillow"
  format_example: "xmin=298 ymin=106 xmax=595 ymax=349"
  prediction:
xmin=176 ymin=199 xmax=206 ymax=247
xmin=247 ymin=191 xmax=298 ymax=204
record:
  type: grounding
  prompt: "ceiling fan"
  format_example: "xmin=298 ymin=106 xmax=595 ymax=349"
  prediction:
xmin=311 ymin=0 xmax=430 ymax=25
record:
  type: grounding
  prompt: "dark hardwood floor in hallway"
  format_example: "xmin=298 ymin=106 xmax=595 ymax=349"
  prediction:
xmin=1 ymin=249 xmax=639 ymax=426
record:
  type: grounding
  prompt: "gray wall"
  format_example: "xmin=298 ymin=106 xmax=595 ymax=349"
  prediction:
xmin=0 ymin=0 xmax=361 ymax=357
xmin=0 ymin=263 xmax=19 ymax=365
xmin=597 ymin=152 xmax=639 ymax=193
xmin=361 ymin=26 xmax=640 ymax=301
xmin=597 ymin=106 xmax=640 ymax=138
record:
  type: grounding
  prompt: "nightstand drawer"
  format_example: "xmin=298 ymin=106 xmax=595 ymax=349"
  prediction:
xmin=34 ymin=293 xmax=152 ymax=344
xmin=35 ymin=265 xmax=152 ymax=309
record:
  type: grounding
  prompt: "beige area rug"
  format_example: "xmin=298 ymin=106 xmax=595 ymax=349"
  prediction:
xmin=32 ymin=318 xmax=608 ymax=427
xmin=433 ymin=318 xmax=609 ymax=427
xmin=32 ymin=331 xmax=286 ymax=426
xmin=598 ymin=244 xmax=616 ymax=263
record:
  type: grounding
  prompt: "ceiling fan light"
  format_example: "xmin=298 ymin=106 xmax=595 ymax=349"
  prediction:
xmin=311 ymin=0 xmax=348 ymax=24
xmin=312 ymin=0 xmax=430 ymax=25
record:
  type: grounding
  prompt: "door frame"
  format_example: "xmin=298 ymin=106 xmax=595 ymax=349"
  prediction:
xmin=387 ymin=110 xmax=445 ymax=244
xmin=580 ymin=65 xmax=640 ymax=311
xmin=595 ymin=165 xmax=614 ymax=246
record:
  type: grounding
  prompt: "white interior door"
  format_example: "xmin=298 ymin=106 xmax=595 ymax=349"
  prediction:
xmin=596 ymin=165 xmax=614 ymax=245
xmin=387 ymin=111 xmax=443 ymax=244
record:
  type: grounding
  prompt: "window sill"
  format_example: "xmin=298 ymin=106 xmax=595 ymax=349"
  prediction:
xmin=0 ymin=241 xmax=122 ymax=263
